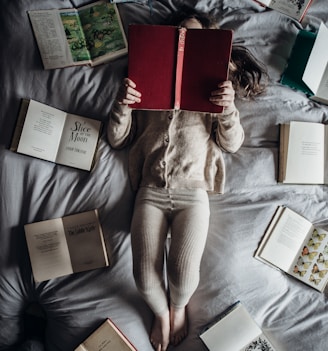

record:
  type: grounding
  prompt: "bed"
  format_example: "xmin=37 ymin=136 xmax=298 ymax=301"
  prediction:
xmin=1 ymin=0 xmax=328 ymax=350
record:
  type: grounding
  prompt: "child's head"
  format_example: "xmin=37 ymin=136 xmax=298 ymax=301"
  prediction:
xmin=167 ymin=5 xmax=268 ymax=99
xmin=166 ymin=5 xmax=217 ymax=29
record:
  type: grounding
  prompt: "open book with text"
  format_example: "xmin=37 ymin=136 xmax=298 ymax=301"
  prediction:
xmin=279 ymin=121 xmax=328 ymax=184
xmin=25 ymin=209 xmax=109 ymax=283
xmin=11 ymin=99 xmax=102 ymax=171
xmin=200 ymin=301 xmax=276 ymax=351
xmin=255 ymin=206 xmax=328 ymax=292
xmin=128 ymin=24 xmax=233 ymax=113
xmin=255 ymin=0 xmax=313 ymax=21
xmin=75 ymin=318 xmax=137 ymax=351
xmin=28 ymin=1 xmax=127 ymax=69
xmin=281 ymin=23 xmax=328 ymax=105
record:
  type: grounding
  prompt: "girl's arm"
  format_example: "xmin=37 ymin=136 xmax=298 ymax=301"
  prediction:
xmin=210 ymin=80 xmax=244 ymax=153
xmin=107 ymin=78 xmax=141 ymax=149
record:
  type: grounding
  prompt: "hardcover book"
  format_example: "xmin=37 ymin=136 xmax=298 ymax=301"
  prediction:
xmin=281 ymin=23 xmax=328 ymax=105
xmin=255 ymin=0 xmax=313 ymax=21
xmin=128 ymin=24 xmax=233 ymax=113
xmin=11 ymin=99 xmax=102 ymax=171
xmin=200 ymin=301 xmax=276 ymax=351
xmin=28 ymin=1 xmax=127 ymax=69
xmin=279 ymin=121 xmax=328 ymax=184
xmin=75 ymin=318 xmax=137 ymax=351
xmin=255 ymin=206 xmax=328 ymax=292
xmin=25 ymin=209 xmax=109 ymax=283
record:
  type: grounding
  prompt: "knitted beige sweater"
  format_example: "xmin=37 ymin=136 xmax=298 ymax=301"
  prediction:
xmin=107 ymin=105 xmax=244 ymax=193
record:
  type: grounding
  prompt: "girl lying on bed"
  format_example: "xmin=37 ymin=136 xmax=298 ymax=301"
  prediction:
xmin=107 ymin=5 xmax=267 ymax=351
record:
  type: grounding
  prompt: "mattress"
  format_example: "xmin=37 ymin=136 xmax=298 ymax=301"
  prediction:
xmin=1 ymin=0 xmax=328 ymax=350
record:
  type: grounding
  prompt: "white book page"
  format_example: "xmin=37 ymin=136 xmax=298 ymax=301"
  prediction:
xmin=312 ymin=63 xmax=328 ymax=104
xmin=17 ymin=100 xmax=66 ymax=162
xmin=24 ymin=218 xmax=73 ymax=282
xmin=285 ymin=121 xmax=325 ymax=184
xmin=56 ymin=114 xmax=101 ymax=170
xmin=28 ymin=10 xmax=73 ymax=69
xmin=259 ymin=207 xmax=313 ymax=272
xmin=200 ymin=304 xmax=262 ymax=351
xmin=303 ymin=23 xmax=328 ymax=97
xmin=268 ymin=0 xmax=311 ymax=19
xmin=63 ymin=210 xmax=108 ymax=273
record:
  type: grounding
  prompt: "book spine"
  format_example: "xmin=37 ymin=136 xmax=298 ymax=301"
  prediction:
xmin=174 ymin=27 xmax=186 ymax=110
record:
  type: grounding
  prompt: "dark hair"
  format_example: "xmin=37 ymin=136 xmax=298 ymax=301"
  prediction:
xmin=167 ymin=5 xmax=268 ymax=98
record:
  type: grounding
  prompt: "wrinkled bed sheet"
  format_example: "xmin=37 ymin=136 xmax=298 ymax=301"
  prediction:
xmin=1 ymin=0 xmax=328 ymax=350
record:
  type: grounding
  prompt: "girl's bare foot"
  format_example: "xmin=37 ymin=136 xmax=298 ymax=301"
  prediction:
xmin=169 ymin=306 xmax=188 ymax=346
xmin=150 ymin=310 xmax=170 ymax=351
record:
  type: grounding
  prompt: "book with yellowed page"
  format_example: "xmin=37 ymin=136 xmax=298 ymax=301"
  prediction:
xmin=254 ymin=206 xmax=328 ymax=292
xmin=279 ymin=121 xmax=328 ymax=184
xmin=25 ymin=209 xmax=109 ymax=282
xmin=75 ymin=319 xmax=137 ymax=351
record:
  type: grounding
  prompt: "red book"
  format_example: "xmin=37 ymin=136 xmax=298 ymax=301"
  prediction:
xmin=128 ymin=24 xmax=233 ymax=113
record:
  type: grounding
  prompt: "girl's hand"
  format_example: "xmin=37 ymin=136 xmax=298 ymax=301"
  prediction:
xmin=209 ymin=80 xmax=235 ymax=111
xmin=116 ymin=78 xmax=142 ymax=106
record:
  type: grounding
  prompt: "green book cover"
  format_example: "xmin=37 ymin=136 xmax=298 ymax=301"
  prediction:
xmin=280 ymin=30 xmax=317 ymax=95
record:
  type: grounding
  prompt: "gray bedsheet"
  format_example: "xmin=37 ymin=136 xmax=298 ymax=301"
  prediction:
xmin=1 ymin=0 xmax=328 ymax=350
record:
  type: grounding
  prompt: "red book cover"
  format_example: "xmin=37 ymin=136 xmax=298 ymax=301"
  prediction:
xmin=128 ymin=24 xmax=233 ymax=113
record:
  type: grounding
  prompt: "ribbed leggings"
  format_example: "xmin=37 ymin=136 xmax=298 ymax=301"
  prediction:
xmin=130 ymin=187 xmax=210 ymax=315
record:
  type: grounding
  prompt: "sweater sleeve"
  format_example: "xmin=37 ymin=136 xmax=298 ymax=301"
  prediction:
xmin=214 ymin=104 xmax=245 ymax=153
xmin=107 ymin=102 xmax=134 ymax=149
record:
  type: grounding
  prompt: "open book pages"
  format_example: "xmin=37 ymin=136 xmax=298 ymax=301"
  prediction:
xmin=255 ymin=206 xmax=328 ymax=292
xmin=200 ymin=302 xmax=276 ymax=351
xmin=28 ymin=1 xmax=127 ymax=69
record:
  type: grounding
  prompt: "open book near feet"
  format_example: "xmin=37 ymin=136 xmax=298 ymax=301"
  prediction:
xmin=200 ymin=301 xmax=276 ymax=351
xmin=128 ymin=24 xmax=233 ymax=113
xmin=75 ymin=318 xmax=137 ymax=351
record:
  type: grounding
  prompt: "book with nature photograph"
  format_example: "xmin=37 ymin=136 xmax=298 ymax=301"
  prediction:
xmin=28 ymin=1 xmax=127 ymax=69
xmin=128 ymin=24 xmax=233 ymax=113
xmin=278 ymin=121 xmax=328 ymax=184
xmin=200 ymin=301 xmax=276 ymax=351
xmin=255 ymin=0 xmax=313 ymax=21
xmin=75 ymin=318 xmax=137 ymax=351
xmin=255 ymin=206 xmax=328 ymax=292
xmin=25 ymin=209 xmax=109 ymax=283
xmin=281 ymin=23 xmax=328 ymax=105
xmin=10 ymin=99 xmax=102 ymax=171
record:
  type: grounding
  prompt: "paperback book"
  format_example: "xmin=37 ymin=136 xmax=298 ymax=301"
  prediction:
xmin=25 ymin=209 xmax=109 ymax=282
xmin=255 ymin=0 xmax=313 ymax=21
xmin=75 ymin=318 xmax=137 ymax=351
